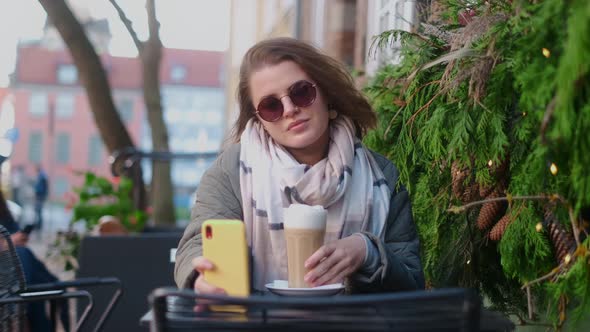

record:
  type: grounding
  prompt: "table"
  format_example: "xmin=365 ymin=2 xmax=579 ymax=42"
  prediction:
xmin=140 ymin=288 xmax=515 ymax=331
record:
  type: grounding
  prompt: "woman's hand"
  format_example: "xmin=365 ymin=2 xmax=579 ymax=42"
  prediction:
xmin=192 ymin=257 xmax=227 ymax=312
xmin=304 ymin=234 xmax=366 ymax=287
xmin=192 ymin=257 xmax=227 ymax=295
xmin=11 ymin=232 xmax=29 ymax=247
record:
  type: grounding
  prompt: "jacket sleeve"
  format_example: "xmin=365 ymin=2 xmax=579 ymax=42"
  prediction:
xmin=174 ymin=146 xmax=243 ymax=289
xmin=349 ymin=162 xmax=425 ymax=293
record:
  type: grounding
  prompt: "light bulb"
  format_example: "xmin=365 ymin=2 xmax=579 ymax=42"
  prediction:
xmin=550 ymin=163 xmax=558 ymax=175
xmin=542 ymin=48 xmax=551 ymax=58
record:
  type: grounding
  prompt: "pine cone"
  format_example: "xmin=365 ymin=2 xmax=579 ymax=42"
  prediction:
xmin=544 ymin=211 xmax=576 ymax=264
xmin=451 ymin=161 xmax=469 ymax=199
xmin=462 ymin=183 xmax=480 ymax=203
xmin=489 ymin=214 xmax=512 ymax=241
xmin=476 ymin=190 xmax=505 ymax=230
xmin=479 ymin=184 xmax=494 ymax=198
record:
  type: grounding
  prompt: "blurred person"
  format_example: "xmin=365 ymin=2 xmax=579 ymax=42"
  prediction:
xmin=1 ymin=189 xmax=68 ymax=332
xmin=10 ymin=165 xmax=26 ymax=206
xmin=33 ymin=165 xmax=49 ymax=230
xmin=175 ymin=38 xmax=424 ymax=294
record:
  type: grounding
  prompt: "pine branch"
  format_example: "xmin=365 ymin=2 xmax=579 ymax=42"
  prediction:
xmin=108 ymin=0 xmax=143 ymax=51
xmin=540 ymin=95 xmax=557 ymax=145
xmin=521 ymin=260 xmax=568 ymax=290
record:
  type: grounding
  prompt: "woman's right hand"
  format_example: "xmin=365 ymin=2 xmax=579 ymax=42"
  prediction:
xmin=192 ymin=256 xmax=227 ymax=295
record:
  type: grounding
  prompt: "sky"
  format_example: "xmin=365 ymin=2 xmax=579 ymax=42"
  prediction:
xmin=0 ymin=0 xmax=230 ymax=87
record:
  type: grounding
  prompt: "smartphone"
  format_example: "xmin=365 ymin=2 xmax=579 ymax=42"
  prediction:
xmin=202 ymin=220 xmax=250 ymax=311
xmin=22 ymin=225 xmax=34 ymax=235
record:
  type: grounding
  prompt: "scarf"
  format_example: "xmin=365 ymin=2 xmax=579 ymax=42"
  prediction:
xmin=239 ymin=116 xmax=391 ymax=291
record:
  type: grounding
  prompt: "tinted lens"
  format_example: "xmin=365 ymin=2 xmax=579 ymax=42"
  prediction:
xmin=257 ymin=96 xmax=283 ymax=122
xmin=289 ymin=81 xmax=316 ymax=107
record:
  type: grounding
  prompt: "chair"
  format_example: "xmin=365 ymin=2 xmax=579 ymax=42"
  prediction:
xmin=0 ymin=225 xmax=122 ymax=331
xmin=148 ymin=287 xmax=504 ymax=332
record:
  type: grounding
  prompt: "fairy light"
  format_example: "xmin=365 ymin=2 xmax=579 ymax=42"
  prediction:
xmin=522 ymin=112 xmax=527 ymax=116
xmin=466 ymin=259 xmax=471 ymax=265
xmin=488 ymin=160 xmax=493 ymax=167
xmin=550 ymin=163 xmax=558 ymax=175
xmin=564 ymin=254 xmax=572 ymax=264
xmin=542 ymin=48 xmax=551 ymax=58
xmin=535 ymin=222 xmax=543 ymax=232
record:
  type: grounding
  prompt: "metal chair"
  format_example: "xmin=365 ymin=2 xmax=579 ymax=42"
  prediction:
xmin=0 ymin=225 xmax=122 ymax=331
xmin=148 ymin=287 xmax=500 ymax=332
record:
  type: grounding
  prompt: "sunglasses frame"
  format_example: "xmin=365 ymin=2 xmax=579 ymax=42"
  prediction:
xmin=254 ymin=80 xmax=317 ymax=122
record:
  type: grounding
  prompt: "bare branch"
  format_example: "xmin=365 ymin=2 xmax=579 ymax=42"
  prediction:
xmin=540 ymin=96 xmax=557 ymax=144
xmin=146 ymin=0 xmax=161 ymax=43
xmin=447 ymin=194 xmax=555 ymax=214
xmin=108 ymin=0 xmax=143 ymax=51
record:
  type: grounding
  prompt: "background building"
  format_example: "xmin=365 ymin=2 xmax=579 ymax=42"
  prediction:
xmin=6 ymin=15 xmax=225 ymax=210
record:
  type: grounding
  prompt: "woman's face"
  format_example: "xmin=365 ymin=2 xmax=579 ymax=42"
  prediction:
xmin=249 ymin=61 xmax=330 ymax=156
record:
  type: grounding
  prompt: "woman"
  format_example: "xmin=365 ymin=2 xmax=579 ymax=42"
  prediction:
xmin=175 ymin=38 xmax=424 ymax=294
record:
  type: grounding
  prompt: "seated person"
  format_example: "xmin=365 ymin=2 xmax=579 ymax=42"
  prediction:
xmin=0 ymin=189 xmax=68 ymax=332
xmin=175 ymin=38 xmax=424 ymax=294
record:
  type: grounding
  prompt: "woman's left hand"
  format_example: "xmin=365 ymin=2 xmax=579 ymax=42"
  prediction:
xmin=304 ymin=234 xmax=366 ymax=287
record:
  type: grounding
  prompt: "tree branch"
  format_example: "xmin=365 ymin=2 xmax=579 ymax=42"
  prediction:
xmin=108 ymin=0 xmax=143 ymax=51
xmin=447 ymin=194 xmax=556 ymax=213
xmin=521 ymin=261 xmax=568 ymax=290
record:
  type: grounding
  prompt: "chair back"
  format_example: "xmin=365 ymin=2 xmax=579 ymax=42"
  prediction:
xmin=0 ymin=225 xmax=26 ymax=331
xmin=149 ymin=287 xmax=482 ymax=332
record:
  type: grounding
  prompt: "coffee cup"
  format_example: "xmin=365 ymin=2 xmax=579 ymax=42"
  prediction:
xmin=283 ymin=204 xmax=327 ymax=288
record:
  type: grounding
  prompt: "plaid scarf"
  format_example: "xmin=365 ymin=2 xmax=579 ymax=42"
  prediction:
xmin=239 ymin=116 xmax=391 ymax=291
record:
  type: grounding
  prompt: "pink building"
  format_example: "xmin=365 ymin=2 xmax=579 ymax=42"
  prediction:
xmin=7 ymin=44 xmax=224 ymax=202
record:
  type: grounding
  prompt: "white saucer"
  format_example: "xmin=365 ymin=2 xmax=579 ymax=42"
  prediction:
xmin=265 ymin=280 xmax=345 ymax=297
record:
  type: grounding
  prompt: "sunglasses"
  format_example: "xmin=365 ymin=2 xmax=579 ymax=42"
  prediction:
xmin=255 ymin=80 xmax=317 ymax=122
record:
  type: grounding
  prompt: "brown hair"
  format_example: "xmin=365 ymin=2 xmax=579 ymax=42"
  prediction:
xmin=231 ymin=38 xmax=376 ymax=141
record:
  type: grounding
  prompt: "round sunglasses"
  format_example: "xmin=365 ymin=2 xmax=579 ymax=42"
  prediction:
xmin=255 ymin=80 xmax=317 ymax=122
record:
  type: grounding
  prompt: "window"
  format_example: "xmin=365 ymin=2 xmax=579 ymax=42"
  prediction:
xmin=28 ymin=131 xmax=43 ymax=163
xmin=53 ymin=177 xmax=69 ymax=198
xmin=115 ymin=98 xmax=134 ymax=123
xmin=29 ymin=93 xmax=48 ymax=116
xmin=57 ymin=64 xmax=78 ymax=84
xmin=88 ymin=135 xmax=103 ymax=166
xmin=55 ymin=133 xmax=70 ymax=164
xmin=56 ymin=94 xmax=75 ymax=118
xmin=170 ymin=65 xmax=187 ymax=82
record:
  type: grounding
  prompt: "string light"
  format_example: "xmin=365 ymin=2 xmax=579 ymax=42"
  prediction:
xmin=542 ymin=48 xmax=551 ymax=58
xmin=488 ymin=160 xmax=493 ymax=167
xmin=522 ymin=112 xmax=527 ymax=116
xmin=564 ymin=254 xmax=572 ymax=264
xmin=535 ymin=222 xmax=543 ymax=232
xmin=550 ymin=163 xmax=558 ymax=175
xmin=466 ymin=259 xmax=471 ymax=265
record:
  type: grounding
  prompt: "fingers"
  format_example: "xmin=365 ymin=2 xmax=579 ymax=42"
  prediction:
xmin=194 ymin=275 xmax=226 ymax=295
xmin=314 ymin=259 xmax=349 ymax=286
xmin=305 ymin=245 xmax=335 ymax=270
xmin=192 ymin=256 xmax=214 ymax=273
xmin=304 ymin=251 xmax=340 ymax=285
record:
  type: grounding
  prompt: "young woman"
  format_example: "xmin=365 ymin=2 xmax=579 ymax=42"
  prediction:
xmin=175 ymin=38 xmax=424 ymax=294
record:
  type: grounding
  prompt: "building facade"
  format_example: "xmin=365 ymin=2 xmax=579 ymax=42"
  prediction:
xmin=7 ymin=44 xmax=224 ymax=204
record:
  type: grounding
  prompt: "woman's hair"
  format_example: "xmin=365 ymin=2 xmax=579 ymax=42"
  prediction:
xmin=231 ymin=37 xmax=376 ymax=141
xmin=0 ymin=189 xmax=14 ymax=222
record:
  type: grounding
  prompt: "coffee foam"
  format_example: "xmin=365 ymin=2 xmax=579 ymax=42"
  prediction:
xmin=283 ymin=204 xmax=327 ymax=230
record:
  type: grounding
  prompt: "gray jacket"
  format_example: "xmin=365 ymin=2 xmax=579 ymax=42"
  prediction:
xmin=174 ymin=143 xmax=425 ymax=292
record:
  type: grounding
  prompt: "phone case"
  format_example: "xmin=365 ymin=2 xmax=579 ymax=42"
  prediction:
xmin=202 ymin=219 xmax=250 ymax=310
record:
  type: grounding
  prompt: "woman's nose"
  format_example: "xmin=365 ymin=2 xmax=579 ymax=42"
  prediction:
xmin=280 ymin=95 xmax=299 ymax=118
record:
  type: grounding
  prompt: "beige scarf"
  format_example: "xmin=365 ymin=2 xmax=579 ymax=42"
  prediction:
xmin=239 ymin=116 xmax=391 ymax=291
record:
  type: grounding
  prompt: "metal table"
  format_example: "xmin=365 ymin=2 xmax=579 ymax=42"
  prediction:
xmin=141 ymin=287 xmax=514 ymax=331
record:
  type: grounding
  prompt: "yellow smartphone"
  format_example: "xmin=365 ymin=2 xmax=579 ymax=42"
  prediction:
xmin=202 ymin=219 xmax=250 ymax=311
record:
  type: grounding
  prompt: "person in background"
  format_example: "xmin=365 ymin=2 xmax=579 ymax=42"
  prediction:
xmin=10 ymin=165 xmax=26 ymax=206
xmin=0 ymin=189 xmax=67 ymax=332
xmin=33 ymin=165 xmax=49 ymax=230
xmin=175 ymin=38 xmax=424 ymax=294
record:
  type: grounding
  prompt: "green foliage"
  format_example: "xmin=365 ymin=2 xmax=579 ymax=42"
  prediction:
xmin=72 ymin=171 xmax=147 ymax=233
xmin=364 ymin=0 xmax=590 ymax=326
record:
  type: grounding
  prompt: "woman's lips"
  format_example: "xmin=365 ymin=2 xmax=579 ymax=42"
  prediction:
xmin=288 ymin=119 xmax=308 ymax=131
